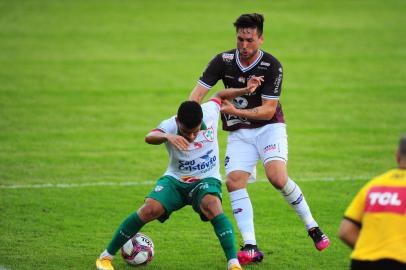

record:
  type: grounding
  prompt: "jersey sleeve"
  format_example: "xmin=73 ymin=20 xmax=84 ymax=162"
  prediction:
xmin=198 ymin=54 xmax=224 ymax=90
xmin=344 ymin=183 xmax=370 ymax=224
xmin=261 ymin=59 xmax=283 ymax=100
xmin=155 ymin=117 xmax=177 ymax=135
xmin=201 ymin=99 xmax=221 ymax=128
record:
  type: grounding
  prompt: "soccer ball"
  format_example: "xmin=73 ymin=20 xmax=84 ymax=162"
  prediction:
xmin=121 ymin=232 xmax=154 ymax=266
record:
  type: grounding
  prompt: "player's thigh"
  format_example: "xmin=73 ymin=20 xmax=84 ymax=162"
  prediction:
xmin=257 ymin=123 xmax=288 ymax=165
xmin=190 ymin=178 xmax=223 ymax=221
xmin=225 ymin=134 xmax=259 ymax=178
xmin=146 ymin=176 xmax=186 ymax=222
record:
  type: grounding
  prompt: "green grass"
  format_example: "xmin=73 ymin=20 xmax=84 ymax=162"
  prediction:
xmin=1 ymin=0 xmax=406 ymax=269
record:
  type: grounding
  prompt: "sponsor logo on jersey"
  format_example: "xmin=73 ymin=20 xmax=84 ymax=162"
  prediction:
xmin=365 ymin=186 xmax=406 ymax=215
xmin=260 ymin=61 xmax=270 ymax=66
xmin=199 ymin=149 xmax=214 ymax=160
xmin=222 ymin=53 xmax=234 ymax=62
xmin=178 ymin=150 xmax=217 ymax=173
xmin=154 ymin=185 xmax=164 ymax=192
xmin=273 ymin=73 xmax=282 ymax=93
xmin=225 ymin=75 xmax=234 ymax=79
xmin=194 ymin=142 xmax=203 ymax=149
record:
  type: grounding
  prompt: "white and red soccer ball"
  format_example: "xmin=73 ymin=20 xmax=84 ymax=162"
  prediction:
xmin=121 ymin=233 xmax=154 ymax=266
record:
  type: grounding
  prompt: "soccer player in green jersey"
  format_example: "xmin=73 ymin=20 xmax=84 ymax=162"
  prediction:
xmin=96 ymin=77 xmax=263 ymax=270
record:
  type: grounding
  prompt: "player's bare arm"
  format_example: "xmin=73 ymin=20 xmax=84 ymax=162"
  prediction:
xmin=189 ymin=84 xmax=209 ymax=103
xmin=145 ymin=131 xmax=189 ymax=151
xmin=214 ymin=76 xmax=263 ymax=101
xmin=338 ymin=218 xmax=360 ymax=249
xmin=221 ymin=98 xmax=277 ymax=121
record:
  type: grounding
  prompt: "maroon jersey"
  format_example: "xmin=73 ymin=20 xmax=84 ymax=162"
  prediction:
xmin=198 ymin=49 xmax=285 ymax=131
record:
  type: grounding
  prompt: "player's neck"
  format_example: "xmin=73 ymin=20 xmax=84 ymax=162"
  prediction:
xmin=238 ymin=51 xmax=260 ymax=67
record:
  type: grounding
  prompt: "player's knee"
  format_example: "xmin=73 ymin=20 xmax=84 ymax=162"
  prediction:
xmin=267 ymin=173 xmax=287 ymax=189
xmin=226 ymin=173 xmax=247 ymax=191
xmin=137 ymin=203 xmax=163 ymax=222
xmin=200 ymin=195 xmax=222 ymax=218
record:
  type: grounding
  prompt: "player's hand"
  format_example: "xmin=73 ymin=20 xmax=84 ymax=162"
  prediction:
xmin=247 ymin=76 xmax=264 ymax=92
xmin=220 ymin=99 xmax=238 ymax=115
xmin=166 ymin=134 xmax=189 ymax=151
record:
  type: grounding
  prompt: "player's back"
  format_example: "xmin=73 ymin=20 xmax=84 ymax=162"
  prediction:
xmin=351 ymin=169 xmax=406 ymax=263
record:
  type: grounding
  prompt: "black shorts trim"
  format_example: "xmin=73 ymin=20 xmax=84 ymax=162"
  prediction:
xmin=351 ymin=259 xmax=406 ymax=270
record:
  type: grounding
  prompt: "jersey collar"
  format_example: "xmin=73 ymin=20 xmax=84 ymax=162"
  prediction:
xmin=235 ymin=49 xmax=264 ymax=73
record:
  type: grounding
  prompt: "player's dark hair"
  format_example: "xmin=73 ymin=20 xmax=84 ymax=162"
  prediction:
xmin=399 ymin=132 xmax=406 ymax=158
xmin=233 ymin=13 xmax=264 ymax=36
xmin=177 ymin=101 xmax=203 ymax=129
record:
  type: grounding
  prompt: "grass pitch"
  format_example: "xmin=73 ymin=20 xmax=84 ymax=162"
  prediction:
xmin=1 ymin=0 xmax=405 ymax=269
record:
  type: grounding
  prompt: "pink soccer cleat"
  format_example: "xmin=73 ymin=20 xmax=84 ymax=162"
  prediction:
xmin=308 ymin=227 xmax=330 ymax=251
xmin=237 ymin=244 xmax=264 ymax=265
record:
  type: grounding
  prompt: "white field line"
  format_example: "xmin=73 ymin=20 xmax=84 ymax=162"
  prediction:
xmin=0 ymin=176 xmax=371 ymax=189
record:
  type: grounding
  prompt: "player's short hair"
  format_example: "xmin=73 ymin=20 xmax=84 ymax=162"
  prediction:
xmin=177 ymin=101 xmax=203 ymax=129
xmin=399 ymin=132 xmax=406 ymax=158
xmin=233 ymin=13 xmax=264 ymax=36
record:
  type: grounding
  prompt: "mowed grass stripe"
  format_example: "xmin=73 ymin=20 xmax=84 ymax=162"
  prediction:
xmin=0 ymin=176 xmax=372 ymax=189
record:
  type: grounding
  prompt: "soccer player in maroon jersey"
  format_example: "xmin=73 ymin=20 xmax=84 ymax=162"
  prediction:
xmin=190 ymin=13 xmax=329 ymax=264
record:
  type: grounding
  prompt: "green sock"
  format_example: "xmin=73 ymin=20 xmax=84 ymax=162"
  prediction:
xmin=210 ymin=213 xmax=237 ymax=261
xmin=106 ymin=212 xmax=145 ymax=255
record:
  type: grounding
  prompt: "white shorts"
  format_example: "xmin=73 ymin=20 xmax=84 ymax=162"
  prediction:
xmin=224 ymin=123 xmax=288 ymax=182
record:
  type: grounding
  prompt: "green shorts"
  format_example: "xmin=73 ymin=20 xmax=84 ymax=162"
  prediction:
xmin=146 ymin=175 xmax=222 ymax=222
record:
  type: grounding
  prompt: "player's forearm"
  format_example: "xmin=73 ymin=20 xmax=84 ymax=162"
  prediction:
xmin=189 ymin=84 xmax=209 ymax=104
xmin=338 ymin=219 xmax=360 ymax=249
xmin=232 ymin=105 xmax=276 ymax=120
xmin=145 ymin=132 xmax=167 ymax=145
xmin=214 ymin=87 xmax=251 ymax=100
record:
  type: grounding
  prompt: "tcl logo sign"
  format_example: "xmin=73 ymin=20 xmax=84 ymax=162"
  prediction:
xmin=369 ymin=192 xmax=401 ymax=206
xmin=365 ymin=186 xmax=406 ymax=215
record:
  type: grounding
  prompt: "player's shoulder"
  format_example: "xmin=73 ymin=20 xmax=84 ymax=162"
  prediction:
xmin=261 ymin=50 xmax=282 ymax=68
xmin=158 ymin=116 xmax=177 ymax=133
xmin=370 ymin=168 xmax=406 ymax=185
xmin=212 ymin=49 xmax=237 ymax=62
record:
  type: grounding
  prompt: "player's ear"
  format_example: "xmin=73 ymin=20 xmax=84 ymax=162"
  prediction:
xmin=259 ymin=35 xmax=264 ymax=45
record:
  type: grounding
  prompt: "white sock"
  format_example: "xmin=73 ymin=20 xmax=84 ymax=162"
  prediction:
xmin=229 ymin=188 xmax=256 ymax=245
xmin=227 ymin=258 xmax=240 ymax=269
xmin=99 ymin=249 xmax=114 ymax=259
xmin=280 ymin=178 xmax=318 ymax=230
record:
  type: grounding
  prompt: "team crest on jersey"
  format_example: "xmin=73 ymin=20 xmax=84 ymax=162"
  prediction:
xmin=233 ymin=97 xmax=248 ymax=109
xmin=238 ymin=76 xmax=245 ymax=83
xmin=154 ymin=185 xmax=164 ymax=192
xmin=222 ymin=53 xmax=234 ymax=62
xmin=203 ymin=127 xmax=214 ymax=142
